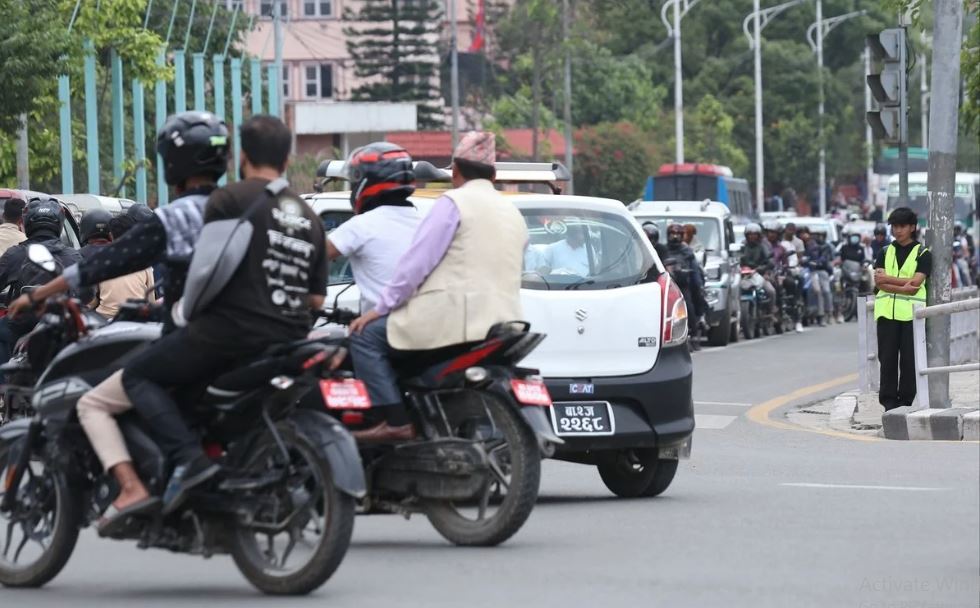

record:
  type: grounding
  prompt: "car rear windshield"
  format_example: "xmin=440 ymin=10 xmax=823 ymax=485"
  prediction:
xmin=521 ymin=208 xmax=654 ymax=291
xmin=638 ymin=216 xmax=721 ymax=253
xmin=322 ymin=210 xmax=354 ymax=285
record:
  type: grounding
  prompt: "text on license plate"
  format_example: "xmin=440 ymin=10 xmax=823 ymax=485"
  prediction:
xmin=550 ymin=401 xmax=615 ymax=436
xmin=320 ymin=379 xmax=372 ymax=410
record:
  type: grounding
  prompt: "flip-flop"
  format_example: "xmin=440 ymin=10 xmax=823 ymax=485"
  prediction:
xmin=96 ymin=496 xmax=161 ymax=537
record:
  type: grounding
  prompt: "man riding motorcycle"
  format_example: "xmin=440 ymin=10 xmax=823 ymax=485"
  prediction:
xmin=870 ymin=223 xmax=890 ymax=260
xmin=8 ymin=111 xmax=230 ymax=531
xmin=665 ymin=222 xmax=706 ymax=351
xmin=764 ymin=220 xmax=803 ymax=333
xmin=79 ymin=208 xmax=114 ymax=259
xmin=739 ymin=223 xmax=777 ymax=321
xmin=805 ymin=225 xmax=836 ymax=326
xmin=325 ymin=142 xmax=422 ymax=437
xmin=642 ymin=222 xmax=669 ymax=261
xmin=348 ymin=131 xmax=528 ymax=441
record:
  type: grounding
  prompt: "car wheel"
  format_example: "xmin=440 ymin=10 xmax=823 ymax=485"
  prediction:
xmin=707 ymin=311 xmax=730 ymax=347
xmin=597 ymin=450 xmax=679 ymax=498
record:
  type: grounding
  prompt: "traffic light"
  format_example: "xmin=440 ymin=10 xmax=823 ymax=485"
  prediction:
xmin=866 ymin=28 xmax=907 ymax=145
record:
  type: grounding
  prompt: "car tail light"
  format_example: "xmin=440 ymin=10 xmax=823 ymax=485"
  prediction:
xmin=657 ymin=274 xmax=689 ymax=347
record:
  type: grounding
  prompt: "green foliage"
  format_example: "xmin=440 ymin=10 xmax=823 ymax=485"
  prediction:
xmin=343 ymin=0 xmax=446 ymax=129
xmin=0 ymin=0 xmax=70 ymax=136
xmin=569 ymin=42 xmax=666 ymax=131
xmin=489 ymin=93 xmax=560 ymax=130
xmin=684 ymin=95 xmax=749 ymax=177
xmin=573 ymin=122 xmax=655 ymax=204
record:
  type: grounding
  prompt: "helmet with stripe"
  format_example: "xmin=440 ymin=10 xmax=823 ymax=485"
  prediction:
xmin=346 ymin=142 xmax=415 ymax=214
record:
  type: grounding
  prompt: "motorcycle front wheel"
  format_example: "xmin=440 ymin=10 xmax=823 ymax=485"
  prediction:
xmin=425 ymin=391 xmax=541 ymax=547
xmin=228 ymin=425 xmax=355 ymax=596
xmin=0 ymin=438 xmax=81 ymax=588
xmin=740 ymin=301 xmax=756 ymax=340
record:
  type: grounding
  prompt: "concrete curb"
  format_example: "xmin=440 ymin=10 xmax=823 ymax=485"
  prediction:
xmin=829 ymin=391 xmax=859 ymax=430
xmin=883 ymin=407 xmax=978 ymax=441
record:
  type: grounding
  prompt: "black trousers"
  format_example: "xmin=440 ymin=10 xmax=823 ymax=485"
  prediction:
xmin=876 ymin=318 xmax=916 ymax=410
xmin=122 ymin=328 xmax=262 ymax=464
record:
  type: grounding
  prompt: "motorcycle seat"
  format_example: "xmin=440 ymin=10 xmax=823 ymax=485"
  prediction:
xmin=207 ymin=342 xmax=333 ymax=395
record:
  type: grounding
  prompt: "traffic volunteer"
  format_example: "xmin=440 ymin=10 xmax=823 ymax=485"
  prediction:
xmin=873 ymin=207 xmax=932 ymax=411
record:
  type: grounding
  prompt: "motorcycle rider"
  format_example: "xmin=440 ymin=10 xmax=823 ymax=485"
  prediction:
xmin=90 ymin=213 xmax=156 ymax=319
xmin=8 ymin=111 xmax=230 ymax=530
xmin=665 ymin=222 xmax=705 ymax=351
xmin=763 ymin=220 xmax=802 ymax=332
xmin=739 ymin=223 xmax=777 ymax=320
xmin=805 ymin=226 xmax=835 ymax=326
xmin=326 ymin=142 xmax=422 ymax=425
xmin=870 ymin=223 xmax=890 ymax=260
xmin=348 ymin=131 xmax=528 ymax=441
xmin=642 ymin=222 xmax=669 ymax=261
xmin=79 ymin=208 xmax=114 ymax=259
xmin=839 ymin=230 xmax=867 ymax=263
xmin=0 ymin=198 xmax=27 ymax=256
xmin=783 ymin=222 xmax=805 ymax=257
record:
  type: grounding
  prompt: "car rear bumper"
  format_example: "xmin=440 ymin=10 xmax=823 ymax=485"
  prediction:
xmin=542 ymin=345 xmax=694 ymax=461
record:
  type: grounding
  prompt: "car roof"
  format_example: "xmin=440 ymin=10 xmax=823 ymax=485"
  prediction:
xmin=628 ymin=199 xmax=730 ymax=219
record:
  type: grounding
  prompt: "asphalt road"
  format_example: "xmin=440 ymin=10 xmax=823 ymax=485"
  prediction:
xmin=4 ymin=322 xmax=978 ymax=607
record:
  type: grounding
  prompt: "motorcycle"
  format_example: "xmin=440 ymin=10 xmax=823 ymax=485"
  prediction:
xmin=0 ymin=245 xmax=365 ymax=595
xmin=315 ymin=306 xmax=560 ymax=547
xmin=838 ymin=259 xmax=868 ymax=322
xmin=739 ymin=266 xmax=767 ymax=339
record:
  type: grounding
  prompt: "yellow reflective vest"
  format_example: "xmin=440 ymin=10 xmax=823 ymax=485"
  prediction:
xmin=874 ymin=243 xmax=928 ymax=321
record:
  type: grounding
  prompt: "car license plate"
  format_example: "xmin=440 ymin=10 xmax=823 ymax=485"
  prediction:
xmin=549 ymin=401 xmax=615 ymax=436
xmin=320 ymin=379 xmax=372 ymax=410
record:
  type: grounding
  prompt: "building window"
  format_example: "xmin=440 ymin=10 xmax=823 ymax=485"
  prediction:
xmin=303 ymin=0 xmax=332 ymax=17
xmin=225 ymin=0 xmax=243 ymax=10
xmin=260 ymin=0 xmax=289 ymax=17
xmin=303 ymin=63 xmax=334 ymax=99
xmin=282 ymin=65 xmax=291 ymax=99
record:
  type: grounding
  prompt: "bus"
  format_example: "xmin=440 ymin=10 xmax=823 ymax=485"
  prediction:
xmin=886 ymin=172 xmax=979 ymax=229
xmin=643 ymin=163 xmax=754 ymax=219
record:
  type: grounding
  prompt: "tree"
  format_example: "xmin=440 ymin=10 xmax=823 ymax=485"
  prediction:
xmin=573 ymin=122 xmax=656 ymax=204
xmin=344 ymin=0 xmax=446 ymax=129
xmin=685 ymin=95 xmax=749 ymax=177
xmin=0 ymin=0 xmax=70 ymax=136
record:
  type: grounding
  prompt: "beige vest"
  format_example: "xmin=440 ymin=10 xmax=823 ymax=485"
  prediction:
xmin=388 ymin=179 xmax=527 ymax=351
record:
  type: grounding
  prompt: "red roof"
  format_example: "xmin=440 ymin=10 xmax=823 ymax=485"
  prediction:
xmin=386 ymin=129 xmax=570 ymax=163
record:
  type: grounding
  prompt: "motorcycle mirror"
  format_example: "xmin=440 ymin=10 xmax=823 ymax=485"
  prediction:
xmin=27 ymin=244 xmax=57 ymax=274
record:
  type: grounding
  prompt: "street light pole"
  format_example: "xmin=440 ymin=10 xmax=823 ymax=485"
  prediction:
xmin=864 ymin=46 xmax=874 ymax=210
xmin=660 ymin=0 xmax=702 ymax=165
xmin=743 ymin=0 xmax=808 ymax=217
xmin=806 ymin=7 xmax=866 ymax=217
xmin=449 ymin=0 xmax=460 ymax=151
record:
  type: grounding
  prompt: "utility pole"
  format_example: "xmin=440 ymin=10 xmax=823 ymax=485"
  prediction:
xmin=807 ymin=6 xmax=866 ymax=217
xmin=449 ymin=0 xmax=460 ymax=151
xmin=15 ymin=115 xmax=28 ymax=189
xmin=864 ymin=46 xmax=874 ymax=210
xmin=743 ymin=0 xmax=807 ymax=216
xmin=924 ymin=0 xmax=964 ymax=409
xmin=273 ymin=1 xmax=284 ymax=119
xmin=562 ymin=0 xmax=574 ymax=194
xmin=660 ymin=0 xmax=702 ymax=165
xmin=919 ymin=52 xmax=928 ymax=148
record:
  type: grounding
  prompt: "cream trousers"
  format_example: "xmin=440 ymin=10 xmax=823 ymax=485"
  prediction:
xmin=76 ymin=370 xmax=132 ymax=472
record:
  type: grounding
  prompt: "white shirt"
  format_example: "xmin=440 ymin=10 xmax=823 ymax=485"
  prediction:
xmin=327 ymin=205 xmax=421 ymax=312
xmin=542 ymin=239 xmax=590 ymax=276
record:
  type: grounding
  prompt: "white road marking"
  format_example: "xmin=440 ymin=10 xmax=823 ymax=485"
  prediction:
xmin=781 ymin=483 xmax=950 ymax=492
xmin=695 ymin=414 xmax=738 ymax=429
xmin=695 ymin=401 xmax=753 ymax=407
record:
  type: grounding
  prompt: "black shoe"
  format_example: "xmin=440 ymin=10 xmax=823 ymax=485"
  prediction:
xmin=162 ymin=456 xmax=220 ymax=515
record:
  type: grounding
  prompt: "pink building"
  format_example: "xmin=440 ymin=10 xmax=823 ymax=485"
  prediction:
xmin=235 ymin=0 xmax=490 ymax=157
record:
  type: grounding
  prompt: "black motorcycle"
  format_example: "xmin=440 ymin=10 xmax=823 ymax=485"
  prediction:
xmin=838 ymin=259 xmax=868 ymax=322
xmin=0 ymin=246 xmax=365 ymax=595
xmin=316 ymin=307 xmax=560 ymax=547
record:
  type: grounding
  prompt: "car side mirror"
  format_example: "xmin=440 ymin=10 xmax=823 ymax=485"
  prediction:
xmin=27 ymin=244 xmax=57 ymax=273
xmin=728 ymin=243 xmax=742 ymax=254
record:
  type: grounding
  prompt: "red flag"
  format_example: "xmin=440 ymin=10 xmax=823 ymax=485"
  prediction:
xmin=468 ymin=0 xmax=486 ymax=53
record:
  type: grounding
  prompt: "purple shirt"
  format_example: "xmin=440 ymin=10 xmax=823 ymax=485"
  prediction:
xmin=375 ymin=195 xmax=459 ymax=315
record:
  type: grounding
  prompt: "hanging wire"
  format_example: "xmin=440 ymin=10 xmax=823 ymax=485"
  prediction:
xmin=143 ymin=0 xmax=155 ymax=29
xmin=222 ymin=1 xmax=242 ymax=57
xmin=202 ymin=0 xmax=220 ymax=54
xmin=67 ymin=0 xmax=83 ymax=33
xmin=165 ymin=0 xmax=183 ymax=46
xmin=183 ymin=0 xmax=199 ymax=50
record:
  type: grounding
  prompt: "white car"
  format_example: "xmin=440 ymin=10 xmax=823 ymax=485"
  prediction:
xmin=304 ymin=164 xmax=694 ymax=498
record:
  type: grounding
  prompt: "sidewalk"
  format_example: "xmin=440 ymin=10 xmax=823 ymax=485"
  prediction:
xmin=788 ymin=371 xmax=980 ymax=440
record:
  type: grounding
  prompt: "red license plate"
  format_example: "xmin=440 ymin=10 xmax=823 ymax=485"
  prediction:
xmin=320 ymin=379 xmax=372 ymax=410
xmin=511 ymin=379 xmax=552 ymax=406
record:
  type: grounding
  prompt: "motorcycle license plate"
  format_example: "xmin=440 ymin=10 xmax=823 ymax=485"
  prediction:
xmin=549 ymin=401 xmax=615 ymax=436
xmin=511 ymin=379 xmax=552 ymax=406
xmin=320 ymin=379 xmax=372 ymax=410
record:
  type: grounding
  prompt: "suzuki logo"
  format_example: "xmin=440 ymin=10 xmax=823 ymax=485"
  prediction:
xmin=575 ymin=308 xmax=588 ymax=321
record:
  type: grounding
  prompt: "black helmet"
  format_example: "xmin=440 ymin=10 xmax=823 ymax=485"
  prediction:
xmin=80 ymin=208 xmax=113 ymax=244
xmin=156 ymin=111 xmax=229 ymax=187
xmin=873 ymin=223 xmax=887 ymax=236
xmin=346 ymin=142 xmax=415 ymax=214
xmin=24 ymin=197 xmax=65 ymax=238
xmin=127 ymin=203 xmax=155 ymax=223
xmin=642 ymin=222 xmax=660 ymax=244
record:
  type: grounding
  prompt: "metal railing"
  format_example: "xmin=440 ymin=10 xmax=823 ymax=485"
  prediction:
xmin=857 ymin=287 xmax=979 ymax=400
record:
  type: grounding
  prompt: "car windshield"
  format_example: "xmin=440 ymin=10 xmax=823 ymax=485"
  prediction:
xmin=321 ymin=210 xmax=354 ymax=285
xmin=638 ymin=216 xmax=722 ymax=253
xmin=521 ymin=208 xmax=654 ymax=291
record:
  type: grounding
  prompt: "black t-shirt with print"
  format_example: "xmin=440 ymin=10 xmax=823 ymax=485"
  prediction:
xmin=189 ymin=178 xmax=328 ymax=349
xmin=874 ymin=240 xmax=933 ymax=276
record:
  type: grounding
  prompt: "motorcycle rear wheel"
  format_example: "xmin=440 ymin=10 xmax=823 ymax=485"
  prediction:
xmin=740 ymin=301 xmax=756 ymax=340
xmin=228 ymin=425 xmax=355 ymax=596
xmin=425 ymin=392 xmax=541 ymax=547
xmin=0 ymin=440 xmax=81 ymax=588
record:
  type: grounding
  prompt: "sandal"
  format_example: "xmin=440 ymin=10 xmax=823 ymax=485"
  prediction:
xmin=95 ymin=496 xmax=161 ymax=537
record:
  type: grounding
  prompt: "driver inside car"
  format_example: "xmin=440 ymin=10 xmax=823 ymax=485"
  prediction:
xmin=537 ymin=224 xmax=590 ymax=276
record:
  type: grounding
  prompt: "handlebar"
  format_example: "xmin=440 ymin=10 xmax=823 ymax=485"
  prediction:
xmin=316 ymin=307 xmax=358 ymax=326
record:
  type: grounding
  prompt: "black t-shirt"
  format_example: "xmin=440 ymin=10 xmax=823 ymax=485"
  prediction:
xmin=874 ymin=240 xmax=933 ymax=276
xmin=189 ymin=178 xmax=328 ymax=349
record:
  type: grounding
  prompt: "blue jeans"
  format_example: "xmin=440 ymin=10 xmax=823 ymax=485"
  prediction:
xmin=348 ymin=315 xmax=403 ymax=407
